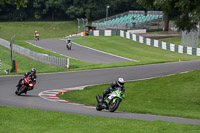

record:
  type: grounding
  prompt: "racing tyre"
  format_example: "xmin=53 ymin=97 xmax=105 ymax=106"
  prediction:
xmin=109 ymin=99 xmax=121 ymax=112
xmin=17 ymin=86 xmax=26 ymax=96
xmin=96 ymin=104 xmax=103 ymax=111
xmin=15 ymin=90 xmax=18 ymax=95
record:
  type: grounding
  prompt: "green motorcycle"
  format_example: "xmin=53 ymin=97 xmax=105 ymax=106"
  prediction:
xmin=96 ymin=88 xmax=125 ymax=112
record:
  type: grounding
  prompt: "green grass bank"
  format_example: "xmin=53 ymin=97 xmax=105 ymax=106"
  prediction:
xmin=72 ymin=36 xmax=200 ymax=63
xmin=58 ymin=69 xmax=200 ymax=119
xmin=1 ymin=106 xmax=200 ymax=133
xmin=0 ymin=21 xmax=78 ymax=40
xmin=2 ymin=36 xmax=200 ymax=75
xmin=1 ymin=21 xmax=200 ymax=75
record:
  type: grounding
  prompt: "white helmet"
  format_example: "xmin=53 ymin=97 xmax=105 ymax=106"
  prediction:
xmin=31 ymin=68 xmax=36 ymax=73
xmin=35 ymin=31 xmax=37 ymax=33
xmin=117 ymin=78 xmax=124 ymax=87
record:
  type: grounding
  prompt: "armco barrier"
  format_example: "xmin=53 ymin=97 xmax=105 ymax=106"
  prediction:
xmin=0 ymin=38 xmax=69 ymax=68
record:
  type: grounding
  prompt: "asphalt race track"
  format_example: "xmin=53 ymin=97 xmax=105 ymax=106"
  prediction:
xmin=27 ymin=39 xmax=135 ymax=63
xmin=1 ymin=60 xmax=200 ymax=125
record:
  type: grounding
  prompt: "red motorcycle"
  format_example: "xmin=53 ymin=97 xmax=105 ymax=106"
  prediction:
xmin=15 ymin=76 xmax=35 ymax=96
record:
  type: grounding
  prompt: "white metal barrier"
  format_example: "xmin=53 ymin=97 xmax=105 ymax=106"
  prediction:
xmin=0 ymin=39 xmax=69 ymax=68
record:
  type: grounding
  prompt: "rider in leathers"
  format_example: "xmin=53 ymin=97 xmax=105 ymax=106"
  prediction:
xmin=66 ymin=38 xmax=71 ymax=44
xmin=101 ymin=78 xmax=125 ymax=102
xmin=16 ymin=68 xmax=37 ymax=92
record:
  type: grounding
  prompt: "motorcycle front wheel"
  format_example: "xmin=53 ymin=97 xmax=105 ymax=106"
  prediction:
xmin=109 ymin=99 xmax=121 ymax=112
xmin=16 ymin=86 xmax=26 ymax=96
xmin=67 ymin=45 xmax=71 ymax=50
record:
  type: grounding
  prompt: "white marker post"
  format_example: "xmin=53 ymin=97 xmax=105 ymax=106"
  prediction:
xmin=66 ymin=58 xmax=69 ymax=69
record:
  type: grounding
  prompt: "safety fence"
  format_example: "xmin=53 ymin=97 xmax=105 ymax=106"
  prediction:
xmin=0 ymin=38 xmax=69 ymax=68
xmin=89 ymin=30 xmax=120 ymax=36
xmin=181 ymin=30 xmax=199 ymax=48
xmin=89 ymin=29 xmax=161 ymax=36
xmin=89 ymin=29 xmax=200 ymax=56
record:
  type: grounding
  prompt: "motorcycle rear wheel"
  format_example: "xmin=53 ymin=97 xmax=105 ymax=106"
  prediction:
xmin=96 ymin=103 xmax=103 ymax=111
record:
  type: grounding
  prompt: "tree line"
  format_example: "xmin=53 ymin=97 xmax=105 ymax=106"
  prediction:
xmin=0 ymin=0 xmax=200 ymax=31
xmin=0 ymin=0 xmax=144 ymax=21
xmin=137 ymin=0 xmax=200 ymax=32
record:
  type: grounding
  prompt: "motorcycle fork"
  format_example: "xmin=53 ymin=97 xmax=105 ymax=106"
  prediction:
xmin=113 ymin=98 xmax=118 ymax=103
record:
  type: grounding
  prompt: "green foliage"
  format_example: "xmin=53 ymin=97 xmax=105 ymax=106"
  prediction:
xmin=174 ymin=0 xmax=200 ymax=31
xmin=34 ymin=12 xmax=41 ymax=20
xmin=109 ymin=0 xmax=143 ymax=15
xmin=136 ymin=0 xmax=154 ymax=10
xmin=0 ymin=0 xmax=28 ymax=9
xmin=65 ymin=5 xmax=84 ymax=19
xmin=0 ymin=0 xmax=145 ymax=21
xmin=137 ymin=0 xmax=200 ymax=32
xmin=15 ymin=0 xmax=28 ymax=9
xmin=65 ymin=0 xmax=108 ymax=19
xmin=1 ymin=0 xmax=200 ymax=26
xmin=33 ymin=0 xmax=45 ymax=20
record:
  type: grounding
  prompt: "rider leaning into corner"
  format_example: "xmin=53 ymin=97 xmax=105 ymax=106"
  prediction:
xmin=16 ymin=68 xmax=37 ymax=93
xmin=34 ymin=31 xmax=39 ymax=40
xmin=101 ymin=78 xmax=125 ymax=102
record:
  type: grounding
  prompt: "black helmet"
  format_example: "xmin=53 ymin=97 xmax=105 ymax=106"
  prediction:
xmin=117 ymin=78 xmax=124 ymax=87
xmin=31 ymin=68 xmax=36 ymax=73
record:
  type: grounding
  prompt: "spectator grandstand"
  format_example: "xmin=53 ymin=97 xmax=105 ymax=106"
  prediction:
xmin=92 ymin=11 xmax=163 ymax=30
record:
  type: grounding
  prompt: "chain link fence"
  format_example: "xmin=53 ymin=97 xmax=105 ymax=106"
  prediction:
xmin=0 ymin=39 xmax=69 ymax=68
xmin=77 ymin=18 xmax=88 ymax=33
xmin=181 ymin=29 xmax=199 ymax=48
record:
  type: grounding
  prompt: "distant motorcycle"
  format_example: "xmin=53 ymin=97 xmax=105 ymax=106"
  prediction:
xmin=96 ymin=87 xmax=125 ymax=112
xmin=15 ymin=76 xmax=35 ymax=96
xmin=35 ymin=33 xmax=39 ymax=41
xmin=66 ymin=42 xmax=72 ymax=50
xmin=66 ymin=40 xmax=72 ymax=50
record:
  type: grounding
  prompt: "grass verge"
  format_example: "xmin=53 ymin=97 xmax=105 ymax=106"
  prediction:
xmin=1 ymin=106 xmax=200 ymax=133
xmin=0 ymin=21 xmax=78 ymax=40
xmin=72 ymin=36 xmax=200 ymax=63
xmin=0 ymin=45 xmax=66 ymax=75
xmin=2 ymin=36 xmax=200 ymax=75
xmin=57 ymin=69 xmax=200 ymax=119
xmin=1 ymin=21 xmax=200 ymax=74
